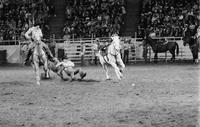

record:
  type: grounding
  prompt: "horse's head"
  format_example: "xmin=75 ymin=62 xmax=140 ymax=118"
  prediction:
xmin=111 ymin=34 xmax=121 ymax=51
xmin=92 ymin=43 xmax=99 ymax=52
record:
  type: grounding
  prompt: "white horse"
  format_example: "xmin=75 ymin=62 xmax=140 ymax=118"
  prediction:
xmin=93 ymin=35 xmax=125 ymax=80
xmin=31 ymin=41 xmax=50 ymax=85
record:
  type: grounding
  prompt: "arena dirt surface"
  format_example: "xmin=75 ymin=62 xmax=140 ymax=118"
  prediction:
xmin=0 ymin=64 xmax=199 ymax=127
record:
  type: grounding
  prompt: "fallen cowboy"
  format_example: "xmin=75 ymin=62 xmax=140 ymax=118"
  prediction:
xmin=48 ymin=57 xmax=87 ymax=81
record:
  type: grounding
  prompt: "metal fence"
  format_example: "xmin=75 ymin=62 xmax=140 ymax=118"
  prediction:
xmin=0 ymin=36 xmax=196 ymax=64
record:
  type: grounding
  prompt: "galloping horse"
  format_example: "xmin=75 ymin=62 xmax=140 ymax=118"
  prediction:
xmin=144 ymin=34 xmax=179 ymax=63
xmin=183 ymin=25 xmax=199 ymax=64
xmin=92 ymin=34 xmax=125 ymax=80
xmin=32 ymin=41 xmax=50 ymax=85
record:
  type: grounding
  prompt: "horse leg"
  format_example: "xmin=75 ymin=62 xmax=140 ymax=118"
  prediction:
xmin=33 ymin=61 xmax=40 ymax=85
xmin=57 ymin=66 xmax=64 ymax=79
xmin=195 ymin=47 xmax=199 ymax=64
xmin=99 ymin=56 xmax=110 ymax=80
xmin=42 ymin=56 xmax=50 ymax=78
xmin=169 ymin=50 xmax=175 ymax=62
xmin=109 ymin=62 xmax=122 ymax=80
xmin=68 ymin=67 xmax=75 ymax=81
xmin=154 ymin=53 xmax=158 ymax=63
xmin=116 ymin=54 xmax=125 ymax=74
xmin=103 ymin=64 xmax=110 ymax=80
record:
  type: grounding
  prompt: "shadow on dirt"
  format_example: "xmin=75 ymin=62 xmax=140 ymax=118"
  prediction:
xmin=0 ymin=81 xmax=33 ymax=87
xmin=77 ymin=79 xmax=101 ymax=82
xmin=59 ymin=79 xmax=101 ymax=86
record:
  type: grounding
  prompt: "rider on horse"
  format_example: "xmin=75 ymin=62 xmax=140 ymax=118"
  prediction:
xmin=24 ymin=23 xmax=55 ymax=65
xmin=95 ymin=38 xmax=110 ymax=56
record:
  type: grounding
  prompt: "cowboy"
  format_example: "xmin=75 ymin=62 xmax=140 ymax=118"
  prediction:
xmin=94 ymin=38 xmax=100 ymax=65
xmin=48 ymin=58 xmax=64 ymax=79
xmin=55 ymin=55 xmax=87 ymax=81
xmin=96 ymin=38 xmax=109 ymax=52
xmin=196 ymin=25 xmax=200 ymax=48
xmin=123 ymin=39 xmax=130 ymax=64
xmin=24 ymin=23 xmax=55 ymax=65
xmin=94 ymin=38 xmax=110 ymax=56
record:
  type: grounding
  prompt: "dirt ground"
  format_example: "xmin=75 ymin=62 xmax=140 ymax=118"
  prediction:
xmin=0 ymin=63 xmax=199 ymax=127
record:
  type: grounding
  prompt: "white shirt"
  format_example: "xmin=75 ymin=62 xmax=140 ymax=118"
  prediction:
xmin=196 ymin=26 xmax=200 ymax=38
xmin=56 ymin=59 xmax=75 ymax=68
xmin=25 ymin=26 xmax=43 ymax=41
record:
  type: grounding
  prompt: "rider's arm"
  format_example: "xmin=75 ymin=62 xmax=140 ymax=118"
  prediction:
xmin=25 ymin=28 xmax=33 ymax=40
xmin=56 ymin=62 xmax=64 ymax=68
xmin=38 ymin=28 xmax=43 ymax=38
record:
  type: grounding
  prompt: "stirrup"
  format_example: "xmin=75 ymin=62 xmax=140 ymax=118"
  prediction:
xmin=80 ymin=72 xmax=86 ymax=80
xmin=24 ymin=60 xmax=29 ymax=66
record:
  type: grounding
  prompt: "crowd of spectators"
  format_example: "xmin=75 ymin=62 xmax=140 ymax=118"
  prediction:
xmin=137 ymin=0 xmax=200 ymax=38
xmin=0 ymin=0 xmax=53 ymax=41
xmin=62 ymin=0 xmax=126 ymax=39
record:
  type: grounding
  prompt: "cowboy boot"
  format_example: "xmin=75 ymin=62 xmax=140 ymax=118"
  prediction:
xmin=24 ymin=49 xmax=32 ymax=65
xmin=74 ymin=68 xmax=80 ymax=75
xmin=79 ymin=71 xmax=86 ymax=80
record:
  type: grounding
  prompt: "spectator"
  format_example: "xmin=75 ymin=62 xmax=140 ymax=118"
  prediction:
xmin=63 ymin=0 xmax=126 ymax=38
xmin=0 ymin=0 xmax=51 ymax=40
xmin=138 ymin=0 xmax=199 ymax=37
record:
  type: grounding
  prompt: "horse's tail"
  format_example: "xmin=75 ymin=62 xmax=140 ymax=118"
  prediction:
xmin=176 ymin=42 xmax=179 ymax=56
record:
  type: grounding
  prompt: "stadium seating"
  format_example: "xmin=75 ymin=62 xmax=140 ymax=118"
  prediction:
xmin=137 ymin=0 xmax=199 ymax=37
xmin=0 ymin=0 xmax=51 ymax=40
xmin=62 ymin=0 xmax=126 ymax=39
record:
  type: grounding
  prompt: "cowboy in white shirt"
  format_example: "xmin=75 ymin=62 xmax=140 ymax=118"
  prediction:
xmin=55 ymin=55 xmax=87 ymax=81
xmin=24 ymin=23 xmax=55 ymax=65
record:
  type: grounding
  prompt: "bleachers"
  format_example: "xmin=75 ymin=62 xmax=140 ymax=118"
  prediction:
xmin=137 ymin=0 xmax=199 ymax=37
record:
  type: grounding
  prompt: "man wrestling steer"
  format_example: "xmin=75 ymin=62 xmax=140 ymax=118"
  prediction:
xmin=48 ymin=56 xmax=87 ymax=81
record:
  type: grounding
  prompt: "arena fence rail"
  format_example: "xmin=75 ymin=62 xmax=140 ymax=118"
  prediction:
xmin=0 ymin=36 xmax=197 ymax=65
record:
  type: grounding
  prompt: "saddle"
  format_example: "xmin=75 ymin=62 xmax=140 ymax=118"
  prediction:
xmin=99 ymin=45 xmax=109 ymax=56
xmin=155 ymin=39 xmax=168 ymax=46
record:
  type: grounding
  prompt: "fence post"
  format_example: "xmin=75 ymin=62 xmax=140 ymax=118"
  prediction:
xmin=149 ymin=46 xmax=151 ymax=62
xmin=53 ymin=34 xmax=57 ymax=58
xmin=91 ymin=35 xmax=94 ymax=64
xmin=165 ymin=52 xmax=167 ymax=63
xmin=134 ymin=38 xmax=137 ymax=64
xmin=134 ymin=34 xmax=137 ymax=64
xmin=19 ymin=41 xmax=22 ymax=64
xmin=80 ymin=39 xmax=84 ymax=66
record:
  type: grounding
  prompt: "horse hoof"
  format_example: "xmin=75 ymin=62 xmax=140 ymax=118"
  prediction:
xmin=195 ymin=59 xmax=199 ymax=64
xmin=36 ymin=82 xmax=40 ymax=85
xmin=117 ymin=77 xmax=122 ymax=81
xmin=106 ymin=78 xmax=111 ymax=80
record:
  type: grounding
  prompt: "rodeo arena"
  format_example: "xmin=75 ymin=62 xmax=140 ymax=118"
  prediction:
xmin=0 ymin=0 xmax=200 ymax=126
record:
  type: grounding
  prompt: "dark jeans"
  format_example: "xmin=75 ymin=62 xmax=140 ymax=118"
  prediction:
xmin=123 ymin=50 xmax=129 ymax=64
